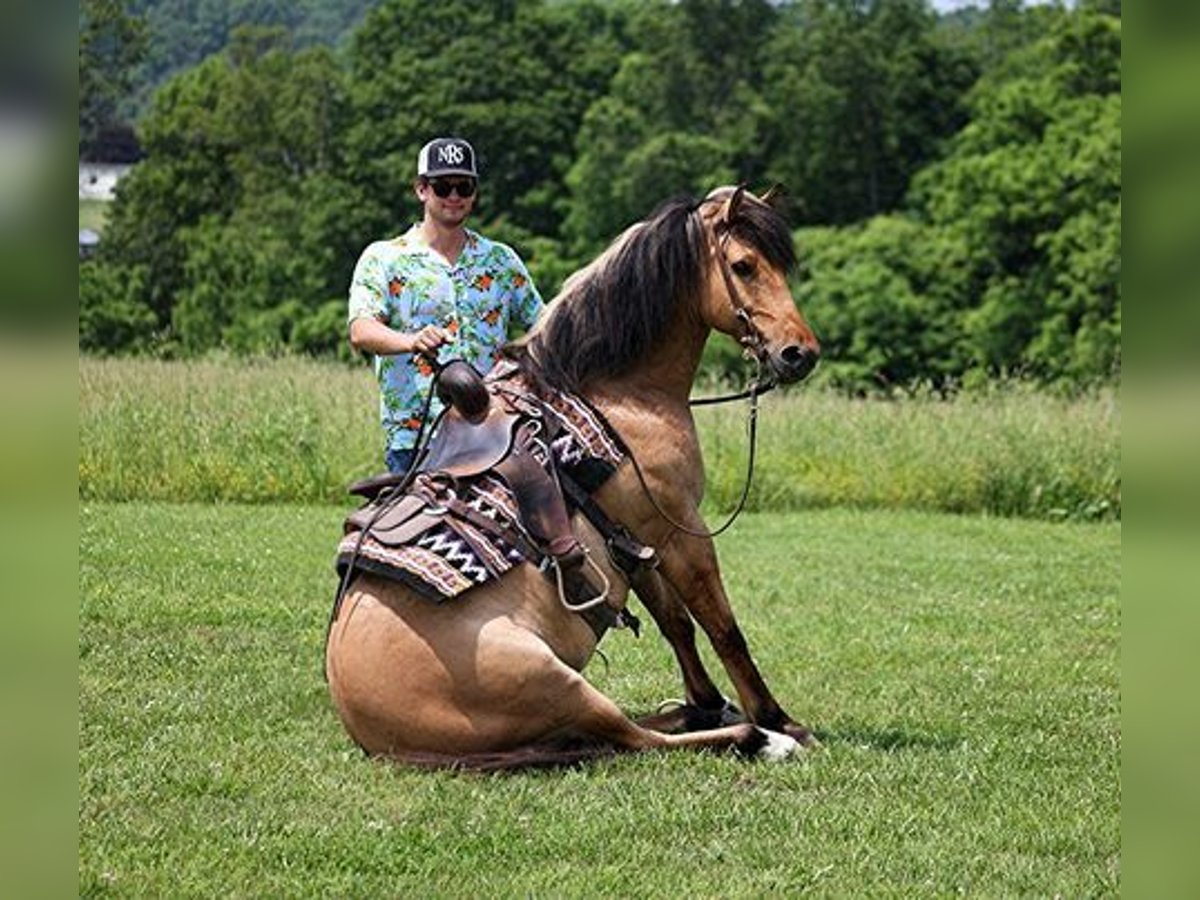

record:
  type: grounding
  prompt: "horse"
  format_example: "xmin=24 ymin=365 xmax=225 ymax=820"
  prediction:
xmin=325 ymin=186 xmax=821 ymax=769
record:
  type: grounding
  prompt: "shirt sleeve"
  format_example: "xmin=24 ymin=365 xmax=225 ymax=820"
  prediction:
xmin=506 ymin=250 xmax=544 ymax=333
xmin=347 ymin=244 xmax=388 ymax=325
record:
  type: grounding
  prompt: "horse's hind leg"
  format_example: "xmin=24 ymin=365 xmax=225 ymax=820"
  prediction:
xmin=543 ymin=660 xmax=799 ymax=762
xmin=630 ymin=569 xmax=743 ymax=733
xmin=484 ymin=630 xmax=795 ymax=762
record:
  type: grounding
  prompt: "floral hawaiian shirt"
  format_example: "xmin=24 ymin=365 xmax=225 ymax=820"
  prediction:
xmin=348 ymin=226 xmax=544 ymax=451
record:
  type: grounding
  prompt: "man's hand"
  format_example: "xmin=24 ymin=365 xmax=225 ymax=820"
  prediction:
xmin=408 ymin=324 xmax=453 ymax=355
xmin=349 ymin=317 xmax=453 ymax=356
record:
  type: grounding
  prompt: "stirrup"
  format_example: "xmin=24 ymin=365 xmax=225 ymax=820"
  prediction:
xmin=552 ymin=548 xmax=611 ymax=613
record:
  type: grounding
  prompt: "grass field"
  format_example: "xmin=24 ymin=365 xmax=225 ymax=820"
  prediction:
xmin=79 ymin=502 xmax=1120 ymax=896
xmin=80 ymin=199 xmax=110 ymax=233
xmin=79 ymin=356 xmax=1120 ymax=520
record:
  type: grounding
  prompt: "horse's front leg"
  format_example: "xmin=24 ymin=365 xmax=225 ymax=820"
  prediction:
xmin=630 ymin=568 xmax=742 ymax=732
xmin=656 ymin=533 xmax=816 ymax=746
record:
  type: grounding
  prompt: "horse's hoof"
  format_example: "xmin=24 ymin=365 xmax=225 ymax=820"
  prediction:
xmin=783 ymin=723 xmax=821 ymax=748
xmin=755 ymin=728 xmax=801 ymax=761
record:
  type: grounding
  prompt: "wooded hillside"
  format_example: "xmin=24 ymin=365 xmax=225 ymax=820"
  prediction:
xmin=78 ymin=0 xmax=1121 ymax=391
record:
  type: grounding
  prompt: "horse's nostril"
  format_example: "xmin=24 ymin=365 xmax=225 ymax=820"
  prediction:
xmin=779 ymin=345 xmax=818 ymax=380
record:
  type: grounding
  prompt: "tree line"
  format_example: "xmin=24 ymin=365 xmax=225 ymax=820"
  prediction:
xmin=78 ymin=0 xmax=1121 ymax=391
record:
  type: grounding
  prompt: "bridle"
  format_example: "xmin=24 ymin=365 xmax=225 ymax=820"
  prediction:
xmin=690 ymin=185 xmax=778 ymax=406
xmin=624 ymin=188 xmax=781 ymax=539
xmin=712 ymin=198 xmax=773 ymax=373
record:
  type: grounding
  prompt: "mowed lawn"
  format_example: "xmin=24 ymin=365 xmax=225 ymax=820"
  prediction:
xmin=79 ymin=502 xmax=1120 ymax=897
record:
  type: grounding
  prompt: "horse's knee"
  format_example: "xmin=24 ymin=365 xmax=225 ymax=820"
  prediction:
xmin=706 ymin=620 xmax=750 ymax=658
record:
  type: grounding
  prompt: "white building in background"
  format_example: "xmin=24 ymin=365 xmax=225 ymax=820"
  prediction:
xmin=79 ymin=163 xmax=132 ymax=201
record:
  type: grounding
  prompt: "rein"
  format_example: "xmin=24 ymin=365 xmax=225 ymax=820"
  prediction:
xmin=688 ymin=379 xmax=775 ymax=407
xmin=626 ymin=354 xmax=768 ymax=540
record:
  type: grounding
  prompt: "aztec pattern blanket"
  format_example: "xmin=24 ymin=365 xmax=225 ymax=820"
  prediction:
xmin=336 ymin=364 xmax=626 ymax=603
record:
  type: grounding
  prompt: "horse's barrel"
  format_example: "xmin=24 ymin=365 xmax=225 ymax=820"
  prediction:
xmin=436 ymin=360 xmax=491 ymax=423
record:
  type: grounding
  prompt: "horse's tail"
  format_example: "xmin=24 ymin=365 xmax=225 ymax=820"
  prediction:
xmin=381 ymin=741 xmax=622 ymax=774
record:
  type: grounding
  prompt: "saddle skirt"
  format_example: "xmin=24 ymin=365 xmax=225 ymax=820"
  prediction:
xmin=336 ymin=363 xmax=627 ymax=605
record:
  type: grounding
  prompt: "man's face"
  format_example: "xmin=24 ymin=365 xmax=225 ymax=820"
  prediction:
xmin=417 ymin=176 xmax=477 ymax=227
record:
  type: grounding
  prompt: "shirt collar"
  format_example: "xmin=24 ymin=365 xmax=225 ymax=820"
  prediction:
xmin=397 ymin=226 xmax=481 ymax=262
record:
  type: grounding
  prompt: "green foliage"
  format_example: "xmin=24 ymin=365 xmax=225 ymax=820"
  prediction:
xmin=94 ymin=29 xmax=373 ymax=356
xmin=80 ymin=501 xmax=1119 ymax=895
xmin=763 ymin=0 xmax=977 ymax=225
xmin=79 ymin=262 xmax=158 ymax=354
xmin=80 ymin=0 xmax=1120 ymax=394
xmin=798 ymin=7 xmax=1121 ymax=390
xmin=562 ymin=1 xmax=777 ymax=252
xmin=125 ymin=0 xmax=374 ymax=110
xmin=79 ymin=0 xmax=148 ymax=157
xmin=344 ymin=0 xmax=625 ymax=242
xmin=796 ymin=216 xmax=975 ymax=389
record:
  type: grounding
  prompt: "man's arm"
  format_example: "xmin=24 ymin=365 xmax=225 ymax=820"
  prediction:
xmin=349 ymin=316 xmax=452 ymax=356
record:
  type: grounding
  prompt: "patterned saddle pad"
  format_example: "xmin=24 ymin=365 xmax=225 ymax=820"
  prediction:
xmin=336 ymin=366 xmax=625 ymax=603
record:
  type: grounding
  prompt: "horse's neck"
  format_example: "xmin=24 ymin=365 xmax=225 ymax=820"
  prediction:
xmin=612 ymin=313 xmax=710 ymax=402
xmin=587 ymin=316 xmax=710 ymax=445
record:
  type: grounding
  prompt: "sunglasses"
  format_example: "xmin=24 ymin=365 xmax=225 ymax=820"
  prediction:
xmin=428 ymin=178 xmax=477 ymax=199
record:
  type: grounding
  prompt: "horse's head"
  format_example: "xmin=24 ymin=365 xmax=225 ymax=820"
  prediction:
xmin=698 ymin=186 xmax=820 ymax=385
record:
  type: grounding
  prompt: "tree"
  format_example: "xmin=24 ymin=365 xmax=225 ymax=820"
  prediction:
xmin=910 ymin=9 xmax=1121 ymax=381
xmin=563 ymin=0 xmax=778 ymax=250
xmin=343 ymin=0 xmax=624 ymax=245
xmin=93 ymin=26 xmax=364 ymax=354
xmin=79 ymin=0 xmax=148 ymax=158
xmin=796 ymin=217 xmax=975 ymax=390
xmin=762 ymin=0 xmax=977 ymax=226
xmin=799 ymin=5 xmax=1121 ymax=391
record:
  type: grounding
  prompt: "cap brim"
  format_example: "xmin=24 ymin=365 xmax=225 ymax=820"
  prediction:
xmin=423 ymin=168 xmax=477 ymax=178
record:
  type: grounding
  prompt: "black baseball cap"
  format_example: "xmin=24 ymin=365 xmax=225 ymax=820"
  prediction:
xmin=417 ymin=138 xmax=478 ymax=179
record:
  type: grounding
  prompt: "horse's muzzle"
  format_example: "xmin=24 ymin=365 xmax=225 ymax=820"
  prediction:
xmin=771 ymin=344 xmax=820 ymax=384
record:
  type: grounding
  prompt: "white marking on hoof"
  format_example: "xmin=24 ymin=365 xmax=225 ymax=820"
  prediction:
xmin=756 ymin=728 xmax=800 ymax=761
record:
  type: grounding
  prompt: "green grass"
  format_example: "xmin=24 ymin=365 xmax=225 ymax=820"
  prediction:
xmin=80 ymin=199 xmax=110 ymax=233
xmin=79 ymin=356 xmax=1120 ymax=520
xmin=80 ymin=502 xmax=1120 ymax=896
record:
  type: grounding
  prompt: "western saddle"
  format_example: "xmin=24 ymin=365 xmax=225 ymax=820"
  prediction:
xmin=341 ymin=360 xmax=655 ymax=635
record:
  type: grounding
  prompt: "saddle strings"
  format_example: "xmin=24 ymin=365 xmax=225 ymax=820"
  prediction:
xmin=323 ymin=360 xmax=448 ymax=678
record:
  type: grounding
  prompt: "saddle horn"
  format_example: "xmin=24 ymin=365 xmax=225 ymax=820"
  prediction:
xmin=434 ymin=359 xmax=491 ymax=423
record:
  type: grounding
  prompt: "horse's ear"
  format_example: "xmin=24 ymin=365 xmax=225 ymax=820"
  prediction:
xmin=759 ymin=183 xmax=785 ymax=207
xmin=720 ymin=184 xmax=747 ymax=230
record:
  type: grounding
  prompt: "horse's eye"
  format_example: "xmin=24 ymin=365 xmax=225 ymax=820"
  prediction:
xmin=731 ymin=259 xmax=755 ymax=279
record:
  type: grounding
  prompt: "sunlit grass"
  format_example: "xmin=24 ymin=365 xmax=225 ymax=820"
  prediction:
xmin=79 ymin=199 xmax=110 ymax=232
xmin=701 ymin=383 xmax=1120 ymax=520
xmin=79 ymin=502 xmax=1120 ymax=896
xmin=79 ymin=355 xmax=1118 ymax=520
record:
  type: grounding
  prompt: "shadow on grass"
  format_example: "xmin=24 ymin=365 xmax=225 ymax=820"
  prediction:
xmin=813 ymin=724 xmax=964 ymax=753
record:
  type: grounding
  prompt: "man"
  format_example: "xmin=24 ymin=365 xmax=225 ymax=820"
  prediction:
xmin=348 ymin=137 xmax=544 ymax=474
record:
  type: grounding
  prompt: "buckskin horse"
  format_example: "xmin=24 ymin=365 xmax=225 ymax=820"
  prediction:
xmin=326 ymin=186 xmax=821 ymax=769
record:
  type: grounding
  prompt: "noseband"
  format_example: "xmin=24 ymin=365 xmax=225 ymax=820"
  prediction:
xmin=685 ymin=196 xmax=779 ymax=407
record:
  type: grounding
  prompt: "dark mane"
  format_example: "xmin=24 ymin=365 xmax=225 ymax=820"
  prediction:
xmin=505 ymin=192 xmax=796 ymax=393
